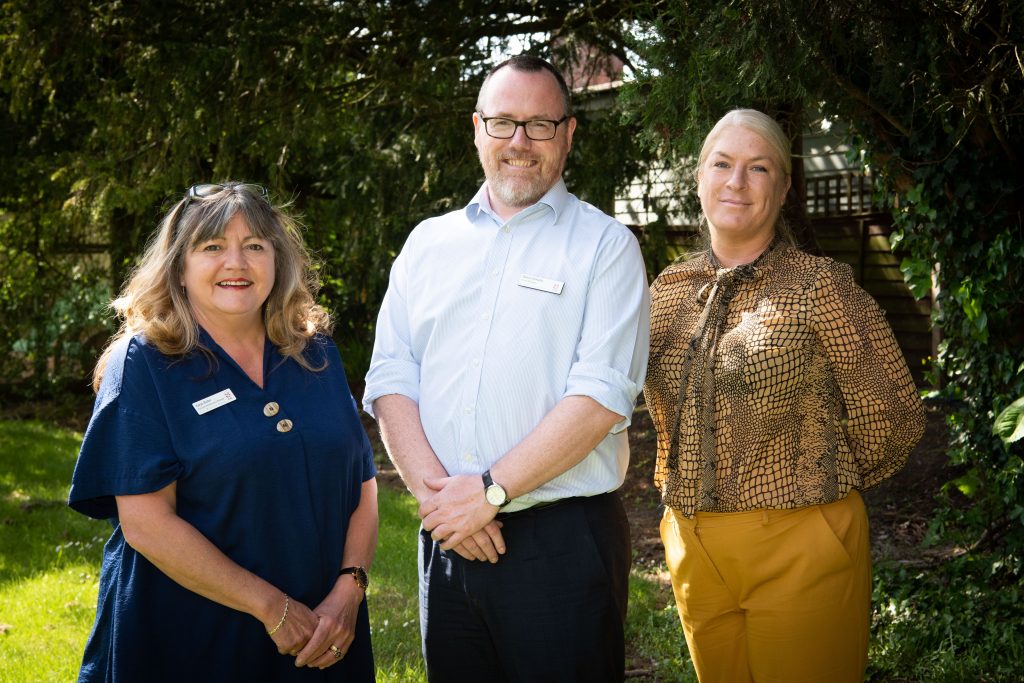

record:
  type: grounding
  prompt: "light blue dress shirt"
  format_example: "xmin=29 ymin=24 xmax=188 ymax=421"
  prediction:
xmin=363 ymin=179 xmax=650 ymax=511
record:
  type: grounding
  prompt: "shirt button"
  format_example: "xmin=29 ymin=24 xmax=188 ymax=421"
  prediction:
xmin=480 ymin=313 xmax=490 ymax=321
xmin=464 ymin=407 xmax=473 ymax=415
xmin=501 ymin=226 xmax=510 ymax=234
xmin=491 ymin=268 xmax=500 ymax=276
xmin=276 ymin=419 xmax=293 ymax=433
xmin=263 ymin=402 xmax=280 ymax=417
xmin=472 ymin=358 xmax=481 ymax=367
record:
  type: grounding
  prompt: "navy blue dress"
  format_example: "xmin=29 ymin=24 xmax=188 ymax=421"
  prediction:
xmin=69 ymin=330 xmax=376 ymax=682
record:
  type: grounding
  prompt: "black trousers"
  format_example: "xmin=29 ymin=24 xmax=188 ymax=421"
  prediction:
xmin=418 ymin=491 xmax=631 ymax=683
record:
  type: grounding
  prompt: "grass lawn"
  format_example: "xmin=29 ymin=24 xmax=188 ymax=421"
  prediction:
xmin=0 ymin=419 xmax=692 ymax=682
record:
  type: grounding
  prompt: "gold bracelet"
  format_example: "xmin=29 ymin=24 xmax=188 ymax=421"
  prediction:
xmin=266 ymin=594 xmax=289 ymax=636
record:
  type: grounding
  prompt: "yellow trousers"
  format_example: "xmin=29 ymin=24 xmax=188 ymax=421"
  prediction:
xmin=660 ymin=491 xmax=871 ymax=683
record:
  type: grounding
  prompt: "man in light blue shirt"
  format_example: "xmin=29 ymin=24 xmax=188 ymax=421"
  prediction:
xmin=363 ymin=54 xmax=649 ymax=682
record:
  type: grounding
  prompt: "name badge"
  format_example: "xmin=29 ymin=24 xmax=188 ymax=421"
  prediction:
xmin=192 ymin=389 xmax=236 ymax=415
xmin=517 ymin=274 xmax=564 ymax=295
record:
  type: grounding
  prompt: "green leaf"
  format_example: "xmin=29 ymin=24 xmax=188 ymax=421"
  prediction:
xmin=953 ymin=469 xmax=980 ymax=497
xmin=993 ymin=397 xmax=1024 ymax=444
xmin=900 ymin=257 xmax=932 ymax=299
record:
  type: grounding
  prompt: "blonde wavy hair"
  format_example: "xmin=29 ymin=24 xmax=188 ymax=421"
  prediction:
xmin=93 ymin=182 xmax=332 ymax=390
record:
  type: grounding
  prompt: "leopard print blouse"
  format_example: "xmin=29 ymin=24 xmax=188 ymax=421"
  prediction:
xmin=644 ymin=243 xmax=925 ymax=517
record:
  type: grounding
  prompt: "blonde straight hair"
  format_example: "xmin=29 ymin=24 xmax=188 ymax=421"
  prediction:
xmin=696 ymin=108 xmax=796 ymax=247
xmin=93 ymin=183 xmax=331 ymax=390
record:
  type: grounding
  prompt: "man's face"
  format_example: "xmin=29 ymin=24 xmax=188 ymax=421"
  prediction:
xmin=473 ymin=67 xmax=576 ymax=218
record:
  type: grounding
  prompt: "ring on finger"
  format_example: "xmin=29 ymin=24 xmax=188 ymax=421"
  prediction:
xmin=329 ymin=644 xmax=343 ymax=660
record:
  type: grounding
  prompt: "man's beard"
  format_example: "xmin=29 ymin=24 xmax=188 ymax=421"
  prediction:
xmin=481 ymin=152 xmax=562 ymax=209
xmin=487 ymin=174 xmax=548 ymax=208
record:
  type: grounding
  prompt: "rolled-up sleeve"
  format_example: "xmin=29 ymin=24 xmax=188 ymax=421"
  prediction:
xmin=363 ymin=243 xmax=422 ymax=417
xmin=564 ymin=227 xmax=651 ymax=430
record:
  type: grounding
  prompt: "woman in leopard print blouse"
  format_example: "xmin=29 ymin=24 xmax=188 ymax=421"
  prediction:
xmin=645 ymin=109 xmax=924 ymax=682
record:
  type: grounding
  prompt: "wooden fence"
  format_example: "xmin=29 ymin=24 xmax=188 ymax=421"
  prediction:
xmin=812 ymin=214 xmax=933 ymax=384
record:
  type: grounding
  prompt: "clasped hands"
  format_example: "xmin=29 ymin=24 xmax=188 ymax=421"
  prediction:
xmin=266 ymin=581 xmax=363 ymax=669
xmin=419 ymin=474 xmax=507 ymax=563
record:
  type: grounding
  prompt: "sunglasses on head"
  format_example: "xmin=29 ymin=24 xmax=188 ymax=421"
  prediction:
xmin=182 ymin=183 xmax=269 ymax=209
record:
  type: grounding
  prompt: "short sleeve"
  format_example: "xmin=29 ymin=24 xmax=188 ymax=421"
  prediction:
xmin=68 ymin=338 xmax=183 ymax=519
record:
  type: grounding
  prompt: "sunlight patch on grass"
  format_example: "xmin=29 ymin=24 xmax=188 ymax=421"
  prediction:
xmin=0 ymin=564 xmax=100 ymax=682
xmin=367 ymin=485 xmax=426 ymax=680
xmin=0 ymin=420 xmax=107 ymax=681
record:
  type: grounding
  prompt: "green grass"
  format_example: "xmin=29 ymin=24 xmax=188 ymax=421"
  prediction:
xmin=626 ymin=572 xmax=698 ymax=682
xmin=0 ymin=421 xmax=109 ymax=683
xmin=367 ymin=486 xmax=425 ymax=681
xmin=0 ymin=419 xmax=694 ymax=682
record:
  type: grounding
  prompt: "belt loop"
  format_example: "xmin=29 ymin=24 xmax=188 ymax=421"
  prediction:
xmin=762 ymin=509 xmax=770 ymax=526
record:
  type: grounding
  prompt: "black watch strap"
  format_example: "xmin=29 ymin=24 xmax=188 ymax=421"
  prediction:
xmin=339 ymin=565 xmax=368 ymax=591
xmin=482 ymin=469 xmax=510 ymax=507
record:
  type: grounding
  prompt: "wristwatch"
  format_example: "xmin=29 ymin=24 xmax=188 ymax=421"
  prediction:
xmin=482 ymin=469 xmax=510 ymax=507
xmin=339 ymin=566 xmax=369 ymax=591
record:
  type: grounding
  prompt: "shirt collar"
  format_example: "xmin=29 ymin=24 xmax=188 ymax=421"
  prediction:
xmin=464 ymin=178 xmax=570 ymax=225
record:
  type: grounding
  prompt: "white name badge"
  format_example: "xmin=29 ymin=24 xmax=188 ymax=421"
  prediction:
xmin=192 ymin=389 xmax=237 ymax=415
xmin=517 ymin=274 xmax=564 ymax=295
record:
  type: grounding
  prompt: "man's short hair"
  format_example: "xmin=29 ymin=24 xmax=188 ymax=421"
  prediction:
xmin=476 ymin=55 xmax=572 ymax=117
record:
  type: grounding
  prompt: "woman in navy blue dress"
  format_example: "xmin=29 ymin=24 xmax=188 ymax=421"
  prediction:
xmin=69 ymin=182 xmax=378 ymax=681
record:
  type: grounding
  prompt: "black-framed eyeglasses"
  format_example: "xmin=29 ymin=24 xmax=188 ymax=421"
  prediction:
xmin=478 ymin=115 xmax=570 ymax=141
xmin=183 ymin=182 xmax=269 ymax=209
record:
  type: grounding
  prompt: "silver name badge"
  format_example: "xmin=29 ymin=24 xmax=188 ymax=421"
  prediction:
xmin=517 ymin=274 xmax=564 ymax=295
xmin=192 ymin=389 xmax=237 ymax=415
